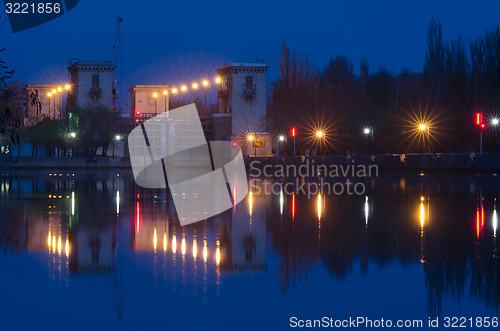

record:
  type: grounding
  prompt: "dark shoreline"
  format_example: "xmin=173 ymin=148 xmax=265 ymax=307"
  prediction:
xmin=0 ymin=152 xmax=499 ymax=172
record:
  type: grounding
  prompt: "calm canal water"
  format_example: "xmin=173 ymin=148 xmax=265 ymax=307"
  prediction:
xmin=0 ymin=169 xmax=499 ymax=330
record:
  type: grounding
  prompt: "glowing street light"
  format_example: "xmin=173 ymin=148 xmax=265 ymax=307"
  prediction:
xmin=203 ymin=80 xmax=208 ymax=114
xmin=418 ymin=123 xmax=430 ymax=153
xmin=492 ymin=118 xmax=499 ymax=126
xmin=70 ymin=132 xmax=76 ymax=138
xmin=153 ymin=92 xmax=158 ymax=114
xmin=192 ymin=83 xmax=198 ymax=103
xmin=247 ymin=134 xmax=255 ymax=141
xmin=172 ymin=88 xmax=177 ymax=104
xmin=363 ymin=128 xmax=371 ymax=135
xmin=163 ymin=90 xmax=168 ymax=112
xmin=181 ymin=85 xmax=187 ymax=104
xmin=57 ymin=87 xmax=62 ymax=92
xmin=215 ymin=77 xmax=221 ymax=112
xmin=278 ymin=135 xmax=286 ymax=142
xmin=65 ymin=85 xmax=70 ymax=90
xmin=115 ymin=135 xmax=122 ymax=141
xmin=316 ymin=130 xmax=324 ymax=138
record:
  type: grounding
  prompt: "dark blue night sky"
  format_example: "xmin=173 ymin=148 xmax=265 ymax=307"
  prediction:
xmin=2 ymin=0 xmax=500 ymax=103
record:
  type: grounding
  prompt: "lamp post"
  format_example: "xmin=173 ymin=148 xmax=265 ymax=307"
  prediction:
xmin=57 ymin=87 xmax=63 ymax=119
xmin=47 ymin=92 xmax=52 ymax=118
xmin=64 ymin=84 xmax=70 ymax=119
xmin=163 ymin=90 xmax=168 ymax=112
xmin=181 ymin=85 xmax=187 ymax=105
xmin=278 ymin=134 xmax=286 ymax=156
xmin=172 ymin=88 xmax=177 ymax=105
xmin=153 ymin=92 xmax=158 ymax=114
xmin=316 ymin=130 xmax=325 ymax=155
xmin=192 ymin=83 xmax=198 ymax=104
xmin=363 ymin=127 xmax=373 ymax=153
xmin=51 ymin=89 xmax=57 ymax=119
xmin=419 ymin=124 xmax=430 ymax=153
xmin=247 ymin=133 xmax=256 ymax=157
xmin=202 ymin=80 xmax=208 ymax=114
xmin=215 ymin=77 xmax=221 ymax=113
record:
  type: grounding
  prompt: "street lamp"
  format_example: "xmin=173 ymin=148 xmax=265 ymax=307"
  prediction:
xmin=192 ymin=83 xmax=198 ymax=104
xmin=315 ymin=130 xmax=326 ymax=155
xmin=115 ymin=135 xmax=122 ymax=141
xmin=418 ymin=124 xmax=430 ymax=153
xmin=203 ymin=80 xmax=208 ymax=114
xmin=163 ymin=90 xmax=168 ymax=112
xmin=172 ymin=88 xmax=177 ymax=104
xmin=247 ymin=134 xmax=256 ymax=157
xmin=492 ymin=118 xmax=499 ymax=126
xmin=181 ymin=85 xmax=187 ymax=104
xmin=70 ymin=132 xmax=76 ymax=138
xmin=216 ymin=77 xmax=221 ymax=113
xmin=363 ymin=127 xmax=374 ymax=153
xmin=153 ymin=92 xmax=158 ymax=114
xmin=47 ymin=92 xmax=52 ymax=118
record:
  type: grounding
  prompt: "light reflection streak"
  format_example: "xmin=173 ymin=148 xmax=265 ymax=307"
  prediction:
xmin=71 ymin=191 xmax=75 ymax=216
xmin=116 ymin=191 xmax=120 ymax=215
xmin=163 ymin=233 xmax=167 ymax=252
xmin=193 ymin=239 xmax=197 ymax=259
xmin=57 ymin=236 xmax=62 ymax=255
xmin=136 ymin=201 xmax=140 ymax=234
xmin=249 ymin=191 xmax=253 ymax=217
xmin=216 ymin=240 xmax=220 ymax=266
xmin=292 ymin=193 xmax=295 ymax=221
xmin=172 ymin=235 xmax=177 ymax=254
xmin=52 ymin=235 xmax=56 ymax=253
xmin=317 ymin=193 xmax=322 ymax=221
xmin=493 ymin=203 xmax=498 ymax=238
xmin=364 ymin=196 xmax=369 ymax=225
xmin=280 ymin=189 xmax=284 ymax=216
xmin=153 ymin=228 xmax=157 ymax=251
xmin=203 ymin=241 xmax=208 ymax=263
xmin=65 ymin=239 xmax=69 ymax=257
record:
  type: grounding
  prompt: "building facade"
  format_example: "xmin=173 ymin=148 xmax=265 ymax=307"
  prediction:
xmin=216 ymin=62 xmax=271 ymax=156
xmin=129 ymin=85 xmax=170 ymax=117
xmin=67 ymin=61 xmax=116 ymax=110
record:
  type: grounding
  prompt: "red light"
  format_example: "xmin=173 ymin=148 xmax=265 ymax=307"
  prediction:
xmin=291 ymin=127 xmax=296 ymax=137
xmin=232 ymin=141 xmax=238 ymax=147
xmin=481 ymin=123 xmax=485 ymax=129
xmin=135 ymin=119 xmax=139 ymax=123
xmin=136 ymin=111 xmax=141 ymax=116
xmin=476 ymin=112 xmax=482 ymax=125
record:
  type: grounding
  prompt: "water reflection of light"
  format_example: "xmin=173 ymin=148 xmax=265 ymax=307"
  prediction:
xmin=249 ymin=191 xmax=253 ymax=217
xmin=172 ymin=235 xmax=177 ymax=253
xmin=65 ymin=239 xmax=70 ymax=257
xmin=71 ymin=191 xmax=75 ymax=216
xmin=216 ymin=241 xmax=220 ymax=266
xmin=193 ymin=239 xmax=197 ymax=259
xmin=52 ymin=235 xmax=56 ymax=253
xmin=494 ymin=204 xmax=498 ymax=237
xmin=136 ymin=201 xmax=140 ymax=234
xmin=116 ymin=191 xmax=120 ymax=215
xmin=233 ymin=187 xmax=237 ymax=213
xmin=57 ymin=236 xmax=62 ymax=255
xmin=317 ymin=194 xmax=322 ymax=221
xmin=364 ymin=196 xmax=369 ymax=225
xmin=181 ymin=237 xmax=186 ymax=256
xmin=153 ymin=228 xmax=157 ymax=251
xmin=420 ymin=197 xmax=425 ymax=228
xmin=280 ymin=189 xmax=284 ymax=216
xmin=292 ymin=193 xmax=295 ymax=221
xmin=203 ymin=241 xmax=208 ymax=262
xmin=47 ymin=231 xmax=51 ymax=248
xmin=163 ymin=233 xmax=167 ymax=252
xmin=477 ymin=206 xmax=481 ymax=239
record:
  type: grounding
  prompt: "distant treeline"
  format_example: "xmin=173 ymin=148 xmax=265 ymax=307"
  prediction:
xmin=268 ymin=17 xmax=500 ymax=154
